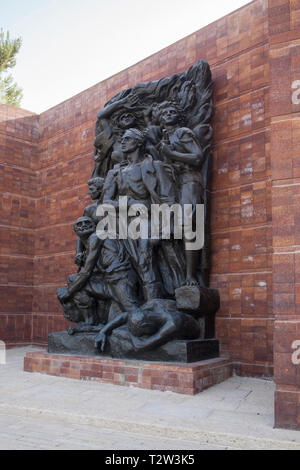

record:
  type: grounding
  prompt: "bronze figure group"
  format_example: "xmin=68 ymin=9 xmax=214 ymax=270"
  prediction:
xmin=55 ymin=60 xmax=220 ymax=361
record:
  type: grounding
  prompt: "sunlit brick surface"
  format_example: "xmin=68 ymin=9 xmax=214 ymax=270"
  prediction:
xmin=24 ymin=352 xmax=232 ymax=395
xmin=268 ymin=0 xmax=300 ymax=430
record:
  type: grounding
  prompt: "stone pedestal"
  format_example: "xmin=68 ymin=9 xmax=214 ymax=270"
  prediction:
xmin=48 ymin=330 xmax=219 ymax=363
xmin=24 ymin=351 xmax=232 ymax=395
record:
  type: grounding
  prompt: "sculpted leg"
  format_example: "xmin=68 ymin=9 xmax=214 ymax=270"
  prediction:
xmin=181 ymin=181 xmax=202 ymax=286
xmin=184 ymin=249 xmax=200 ymax=286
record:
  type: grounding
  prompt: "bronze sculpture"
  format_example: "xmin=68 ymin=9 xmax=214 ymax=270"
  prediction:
xmin=52 ymin=59 xmax=220 ymax=362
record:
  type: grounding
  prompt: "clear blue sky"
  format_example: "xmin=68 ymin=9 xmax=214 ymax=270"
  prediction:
xmin=1 ymin=0 xmax=251 ymax=113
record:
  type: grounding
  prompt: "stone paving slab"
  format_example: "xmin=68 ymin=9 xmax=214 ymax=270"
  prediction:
xmin=0 ymin=346 xmax=300 ymax=450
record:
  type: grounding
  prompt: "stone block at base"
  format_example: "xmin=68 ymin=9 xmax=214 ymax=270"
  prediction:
xmin=48 ymin=330 xmax=219 ymax=363
xmin=24 ymin=351 xmax=232 ymax=395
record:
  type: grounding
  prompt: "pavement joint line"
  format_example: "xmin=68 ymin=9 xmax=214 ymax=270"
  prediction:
xmin=0 ymin=403 xmax=299 ymax=450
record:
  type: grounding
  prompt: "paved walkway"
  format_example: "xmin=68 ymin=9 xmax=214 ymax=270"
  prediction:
xmin=0 ymin=346 xmax=300 ymax=450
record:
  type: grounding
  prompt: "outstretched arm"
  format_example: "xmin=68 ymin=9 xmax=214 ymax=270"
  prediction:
xmin=97 ymin=94 xmax=139 ymax=121
xmin=97 ymin=97 xmax=127 ymax=121
xmin=94 ymin=312 xmax=128 ymax=351
xmin=101 ymin=312 xmax=128 ymax=336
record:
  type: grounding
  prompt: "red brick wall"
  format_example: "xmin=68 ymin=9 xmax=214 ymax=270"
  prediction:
xmin=0 ymin=104 xmax=39 ymax=346
xmin=268 ymin=0 xmax=300 ymax=430
xmin=0 ymin=0 xmax=274 ymax=373
xmin=209 ymin=0 xmax=272 ymax=377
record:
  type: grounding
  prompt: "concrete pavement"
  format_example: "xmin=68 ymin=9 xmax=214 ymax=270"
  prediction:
xmin=0 ymin=346 xmax=300 ymax=450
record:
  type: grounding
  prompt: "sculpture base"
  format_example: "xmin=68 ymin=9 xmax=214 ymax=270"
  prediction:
xmin=24 ymin=351 xmax=232 ymax=395
xmin=48 ymin=330 xmax=219 ymax=363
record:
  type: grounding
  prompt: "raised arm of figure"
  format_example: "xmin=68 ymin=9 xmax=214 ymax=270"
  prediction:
xmin=160 ymin=136 xmax=203 ymax=167
xmin=96 ymin=96 xmax=128 ymax=121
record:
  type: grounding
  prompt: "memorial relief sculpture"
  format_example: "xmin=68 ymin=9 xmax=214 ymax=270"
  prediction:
xmin=51 ymin=59 xmax=220 ymax=362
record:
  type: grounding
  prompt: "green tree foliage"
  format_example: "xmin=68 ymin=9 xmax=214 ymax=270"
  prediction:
xmin=0 ymin=29 xmax=23 ymax=107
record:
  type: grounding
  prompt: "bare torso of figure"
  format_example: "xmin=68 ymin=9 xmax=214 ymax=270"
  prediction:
xmin=167 ymin=127 xmax=203 ymax=186
xmin=116 ymin=162 xmax=150 ymax=206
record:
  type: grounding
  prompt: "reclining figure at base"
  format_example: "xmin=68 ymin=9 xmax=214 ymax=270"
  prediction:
xmin=94 ymin=299 xmax=201 ymax=357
